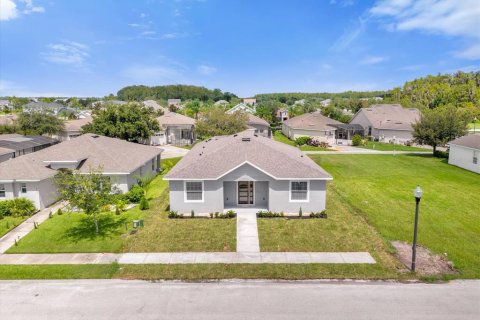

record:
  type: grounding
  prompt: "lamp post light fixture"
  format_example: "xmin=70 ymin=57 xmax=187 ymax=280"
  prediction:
xmin=411 ymin=185 xmax=423 ymax=272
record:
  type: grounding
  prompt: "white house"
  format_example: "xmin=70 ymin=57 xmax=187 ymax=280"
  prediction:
xmin=150 ymin=113 xmax=196 ymax=146
xmin=282 ymin=111 xmax=341 ymax=145
xmin=226 ymin=103 xmax=255 ymax=114
xmin=349 ymin=104 xmax=421 ymax=143
xmin=0 ymin=134 xmax=162 ymax=209
xmin=448 ymin=134 xmax=480 ymax=174
xmin=164 ymin=130 xmax=332 ymax=214
xmin=247 ymin=114 xmax=271 ymax=138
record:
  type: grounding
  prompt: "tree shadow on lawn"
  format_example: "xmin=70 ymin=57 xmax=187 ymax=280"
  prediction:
xmin=63 ymin=214 xmax=128 ymax=243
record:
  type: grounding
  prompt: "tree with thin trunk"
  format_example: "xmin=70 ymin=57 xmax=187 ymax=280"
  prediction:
xmin=53 ymin=167 xmax=118 ymax=233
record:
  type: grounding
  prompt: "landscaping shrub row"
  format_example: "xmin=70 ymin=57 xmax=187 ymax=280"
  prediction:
xmin=168 ymin=210 xmax=237 ymax=219
xmin=256 ymin=210 xmax=327 ymax=219
xmin=0 ymin=198 xmax=36 ymax=219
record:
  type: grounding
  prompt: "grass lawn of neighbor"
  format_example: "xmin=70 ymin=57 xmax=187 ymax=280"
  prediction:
xmin=312 ymin=154 xmax=480 ymax=279
xmin=357 ymin=141 xmax=430 ymax=152
xmin=273 ymin=131 xmax=332 ymax=151
xmin=0 ymin=216 xmax=28 ymax=237
xmin=7 ymin=158 xmax=235 ymax=254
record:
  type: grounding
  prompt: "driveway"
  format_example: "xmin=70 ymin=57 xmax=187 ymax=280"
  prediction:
xmin=157 ymin=145 xmax=189 ymax=158
xmin=0 ymin=280 xmax=478 ymax=319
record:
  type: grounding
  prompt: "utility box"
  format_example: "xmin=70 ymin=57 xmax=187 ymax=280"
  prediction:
xmin=133 ymin=220 xmax=140 ymax=228
xmin=139 ymin=219 xmax=144 ymax=227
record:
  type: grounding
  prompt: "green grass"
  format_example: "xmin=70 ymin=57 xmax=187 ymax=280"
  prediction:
xmin=311 ymin=154 xmax=480 ymax=278
xmin=273 ymin=131 xmax=332 ymax=151
xmin=0 ymin=216 xmax=27 ymax=237
xmin=0 ymin=264 xmax=119 ymax=279
xmin=356 ymin=141 xmax=430 ymax=151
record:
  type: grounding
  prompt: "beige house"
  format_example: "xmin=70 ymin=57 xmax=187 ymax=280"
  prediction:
xmin=282 ymin=112 xmax=341 ymax=144
xmin=151 ymin=113 xmax=196 ymax=146
xmin=349 ymin=104 xmax=421 ymax=143
xmin=143 ymin=100 xmax=169 ymax=115
xmin=242 ymin=98 xmax=257 ymax=105
xmin=448 ymin=134 xmax=480 ymax=174
xmin=0 ymin=134 xmax=162 ymax=209
xmin=51 ymin=116 xmax=92 ymax=141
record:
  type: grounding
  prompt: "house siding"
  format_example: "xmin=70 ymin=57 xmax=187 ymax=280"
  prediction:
xmin=168 ymin=163 xmax=327 ymax=214
xmin=448 ymin=145 xmax=480 ymax=174
xmin=281 ymin=124 xmax=335 ymax=144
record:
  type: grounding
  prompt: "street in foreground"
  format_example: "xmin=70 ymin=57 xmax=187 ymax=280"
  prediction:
xmin=0 ymin=280 xmax=478 ymax=320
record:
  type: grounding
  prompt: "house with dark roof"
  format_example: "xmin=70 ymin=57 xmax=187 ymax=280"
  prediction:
xmin=448 ymin=134 xmax=480 ymax=174
xmin=0 ymin=134 xmax=57 ymax=163
xmin=23 ymin=102 xmax=74 ymax=116
xmin=349 ymin=104 xmax=421 ymax=143
xmin=164 ymin=130 xmax=332 ymax=214
xmin=281 ymin=111 xmax=341 ymax=145
xmin=0 ymin=134 xmax=162 ymax=209
xmin=151 ymin=112 xmax=196 ymax=146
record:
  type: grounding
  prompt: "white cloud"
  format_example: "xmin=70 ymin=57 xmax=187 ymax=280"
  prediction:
xmin=370 ymin=0 xmax=480 ymax=59
xmin=0 ymin=0 xmax=19 ymax=20
xmin=360 ymin=56 xmax=388 ymax=65
xmin=21 ymin=0 xmax=44 ymax=14
xmin=331 ymin=13 xmax=370 ymax=51
xmin=43 ymin=41 xmax=89 ymax=67
xmin=197 ymin=65 xmax=217 ymax=75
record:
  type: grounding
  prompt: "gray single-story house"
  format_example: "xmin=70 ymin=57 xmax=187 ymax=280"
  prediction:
xmin=150 ymin=112 xmax=196 ymax=146
xmin=0 ymin=134 xmax=162 ymax=209
xmin=50 ymin=116 xmax=92 ymax=141
xmin=349 ymin=104 xmax=421 ymax=143
xmin=164 ymin=130 xmax=332 ymax=214
xmin=247 ymin=114 xmax=271 ymax=138
xmin=282 ymin=111 xmax=341 ymax=145
xmin=448 ymin=134 xmax=480 ymax=174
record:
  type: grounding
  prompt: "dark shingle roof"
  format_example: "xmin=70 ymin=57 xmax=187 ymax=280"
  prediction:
xmin=449 ymin=134 xmax=480 ymax=150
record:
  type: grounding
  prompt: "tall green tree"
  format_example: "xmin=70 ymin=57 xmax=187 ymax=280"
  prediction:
xmin=412 ymin=105 xmax=469 ymax=154
xmin=196 ymin=109 xmax=248 ymax=138
xmin=83 ymin=102 xmax=159 ymax=143
xmin=17 ymin=112 xmax=65 ymax=135
xmin=54 ymin=167 xmax=118 ymax=233
xmin=185 ymin=99 xmax=202 ymax=119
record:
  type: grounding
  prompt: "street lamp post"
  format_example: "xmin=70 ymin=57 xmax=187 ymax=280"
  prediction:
xmin=411 ymin=186 xmax=423 ymax=272
xmin=474 ymin=117 xmax=478 ymax=133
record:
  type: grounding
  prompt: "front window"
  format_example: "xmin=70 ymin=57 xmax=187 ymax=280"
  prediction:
xmin=181 ymin=129 xmax=190 ymax=140
xmin=0 ymin=184 xmax=5 ymax=197
xmin=290 ymin=181 xmax=308 ymax=201
xmin=21 ymin=183 xmax=27 ymax=193
xmin=185 ymin=181 xmax=203 ymax=202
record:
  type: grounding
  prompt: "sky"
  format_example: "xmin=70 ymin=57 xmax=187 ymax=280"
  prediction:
xmin=0 ymin=0 xmax=479 ymax=97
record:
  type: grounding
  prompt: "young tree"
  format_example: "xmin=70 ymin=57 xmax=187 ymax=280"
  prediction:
xmin=83 ymin=102 xmax=159 ymax=143
xmin=17 ymin=112 xmax=65 ymax=135
xmin=413 ymin=105 xmax=468 ymax=154
xmin=54 ymin=167 xmax=118 ymax=233
xmin=185 ymin=99 xmax=202 ymax=119
xmin=195 ymin=108 xmax=248 ymax=138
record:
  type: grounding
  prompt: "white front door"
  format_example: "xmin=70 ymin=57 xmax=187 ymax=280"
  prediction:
xmin=238 ymin=181 xmax=254 ymax=205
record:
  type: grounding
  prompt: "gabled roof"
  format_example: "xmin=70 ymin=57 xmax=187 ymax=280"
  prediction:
xmin=64 ymin=116 xmax=92 ymax=132
xmin=247 ymin=114 xmax=270 ymax=127
xmin=449 ymin=134 xmax=480 ymax=150
xmin=352 ymin=104 xmax=420 ymax=131
xmin=283 ymin=111 xmax=341 ymax=131
xmin=143 ymin=100 xmax=169 ymax=113
xmin=226 ymin=103 xmax=255 ymax=114
xmin=0 ymin=134 xmax=162 ymax=181
xmin=164 ymin=130 xmax=332 ymax=180
xmin=0 ymin=114 xmax=17 ymax=125
xmin=157 ymin=112 xmax=195 ymax=128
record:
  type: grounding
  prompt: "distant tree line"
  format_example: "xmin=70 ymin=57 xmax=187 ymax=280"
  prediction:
xmin=117 ymin=85 xmax=238 ymax=102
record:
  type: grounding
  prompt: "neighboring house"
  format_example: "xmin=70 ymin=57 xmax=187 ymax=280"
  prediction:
xmin=77 ymin=110 xmax=92 ymax=119
xmin=448 ymin=134 xmax=480 ymax=174
xmin=143 ymin=100 xmax=169 ymax=114
xmin=167 ymin=99 xmax=183 ymax=110
xmin=0 ymin=100 xmax=13 ymax=110
xmin=50 ymin=116 xmax=92 ymax=141
xmin=0 ymin=134 xmax=162 ymax=209
xmin=349 ymin=104 xmax=421 ymax=143
xmin=294 ymin=99 xmax=305 ymax=106
xmin=151 ymin=112 xmax=196 ymax=146
xmin=23 ymin=102 xmax=74 ymax=116
xmin=276 ymin=108 xmax=289 ymax=123
xmin=282 ymin=111 xmax=342 ymax=145
xmin=226 ymin=103 xmax=255 ymax=114
xmin=247 ymin=114 xmax=271 ymax=138
xmin=164 ymin=130 xmax=332 ymax=214
xmin=0 ymin=134 xmax=57 ymax=163
xmin=242 ymin=98 xmax=257 ymax=105
xmin=214 ymin=100 xmax=229 ymax=108
xmin=320 ymin=99 xmax=332 ymax=107
xmin=0 ymin=114 xmax=18 ymax=126
xmin=91 ymin=100 xmax=127 ymax=109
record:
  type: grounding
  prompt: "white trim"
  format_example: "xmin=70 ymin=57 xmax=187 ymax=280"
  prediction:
xmin=164 ymin=160 xmax=333 ymax=181
xmin=184 ymin=180 xmax=204 ymax=203
xmin=289 ymin=180 xmax=310 ymax=203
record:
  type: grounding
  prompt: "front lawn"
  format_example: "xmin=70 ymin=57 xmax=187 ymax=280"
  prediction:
xmin=7 ymin=157 xmax=236 ymax=253
xmin=312 ymin=154 xmax=480 ymax=278
xmin=0 ymin=216 xmax=27 ymax=237
xmin=356 ymin=141 xmax=430 ymax=151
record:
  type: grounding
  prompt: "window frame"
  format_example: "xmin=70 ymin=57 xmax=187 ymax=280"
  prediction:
xmin=184 ymin=181 xmax=204 ymax=203
xmin=0 ymin=184 xmax=5 ymax=198
xmin=20 ymin=183 xmax=27 ymax=194
xmin=289 ymin=180 xmax=309 ymax=202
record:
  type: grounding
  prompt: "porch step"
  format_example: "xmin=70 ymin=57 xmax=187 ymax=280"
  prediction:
xmin=236 ymin=212 xmax=260 ymax=253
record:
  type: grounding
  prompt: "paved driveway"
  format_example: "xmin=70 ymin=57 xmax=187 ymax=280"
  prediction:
xmin=158 ymin=145 xmax=189 ymax=158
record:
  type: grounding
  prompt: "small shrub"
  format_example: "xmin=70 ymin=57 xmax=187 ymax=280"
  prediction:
xmin=294 ymin=136 xmax=311 ymax=146
xmin=309 ymin=210 xmax=327 ymax=218
xmin=116 ymin=200 xmax=127 ymax=212
xmin=139 ymin=197 xmax=149 ymax=210
xmin=48 ymin=211 xmax=52 ymax=219
xmin=434 ymin=150 xmax=449 ymax=158
xmin=0 ymin=201 xmax=11 ymax=217
xmin=256 ymin=211 xmax=283 ymax=218
xmin=352 ymin=134 xmax=363 ymax=146
xmin=57 ymin=208 xmax=63 ymax=216
xmin=191 ymin=210 xmax=195 ymax=218
xmin=209 ymin=212 xmax=213 ymax=218
xmin=214 ymin=212 xmax=219 ymax=218
xmin=168 ymin=210 xmax=179 ymax=218
xmin=124 ymin=185 xmax=145 ymax=203
xmin=299 ymin=207 xmax=303 ymax=217
xmin=115 ymin=207 xmax=121 ymax=215
xmin=226 ymin=210 xmax=236 ymax=218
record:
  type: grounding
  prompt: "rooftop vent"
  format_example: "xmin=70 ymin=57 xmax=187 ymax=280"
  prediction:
xmin=242 ymin=137 xmax=251 ymax=142
xmin=233 ymin=134 xmax=238 ymax=137
xmin=92 ymin=135 xmax=99 ymax=138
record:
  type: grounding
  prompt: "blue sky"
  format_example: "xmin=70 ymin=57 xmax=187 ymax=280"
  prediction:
xmin=1 ymin=0 xmax=479 ymax=97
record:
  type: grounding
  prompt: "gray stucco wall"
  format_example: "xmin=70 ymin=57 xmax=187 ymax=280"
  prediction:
xmin=168 ymin=163 xmax=327 ymax=214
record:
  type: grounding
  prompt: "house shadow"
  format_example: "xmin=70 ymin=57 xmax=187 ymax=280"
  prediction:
xmin=63 ymin=214 xmax=128 ymax=242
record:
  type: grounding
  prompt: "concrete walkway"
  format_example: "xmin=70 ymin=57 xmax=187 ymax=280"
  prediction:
xmin=157 ymin=145 xmax=189 ymax=159
xmin=236 ymin=211 xmax=260 ymax=253
xmin=0 ymin=202 xmax=65 ymax=254
xmin=0 ymin=252 xmax=375 ymax=264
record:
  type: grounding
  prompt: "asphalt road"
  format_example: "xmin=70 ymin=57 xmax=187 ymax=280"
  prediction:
xmin=0 ymin=280 xmax=479 ymax=320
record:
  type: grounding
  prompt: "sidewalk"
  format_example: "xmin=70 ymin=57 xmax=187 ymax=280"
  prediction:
xmin=0 ymin=252 xmax=376 ymax=265
xmin=236 ymin=211 xmax=260 ymax=253
xmin=0 ymin=202 xmax=66 ymax=254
